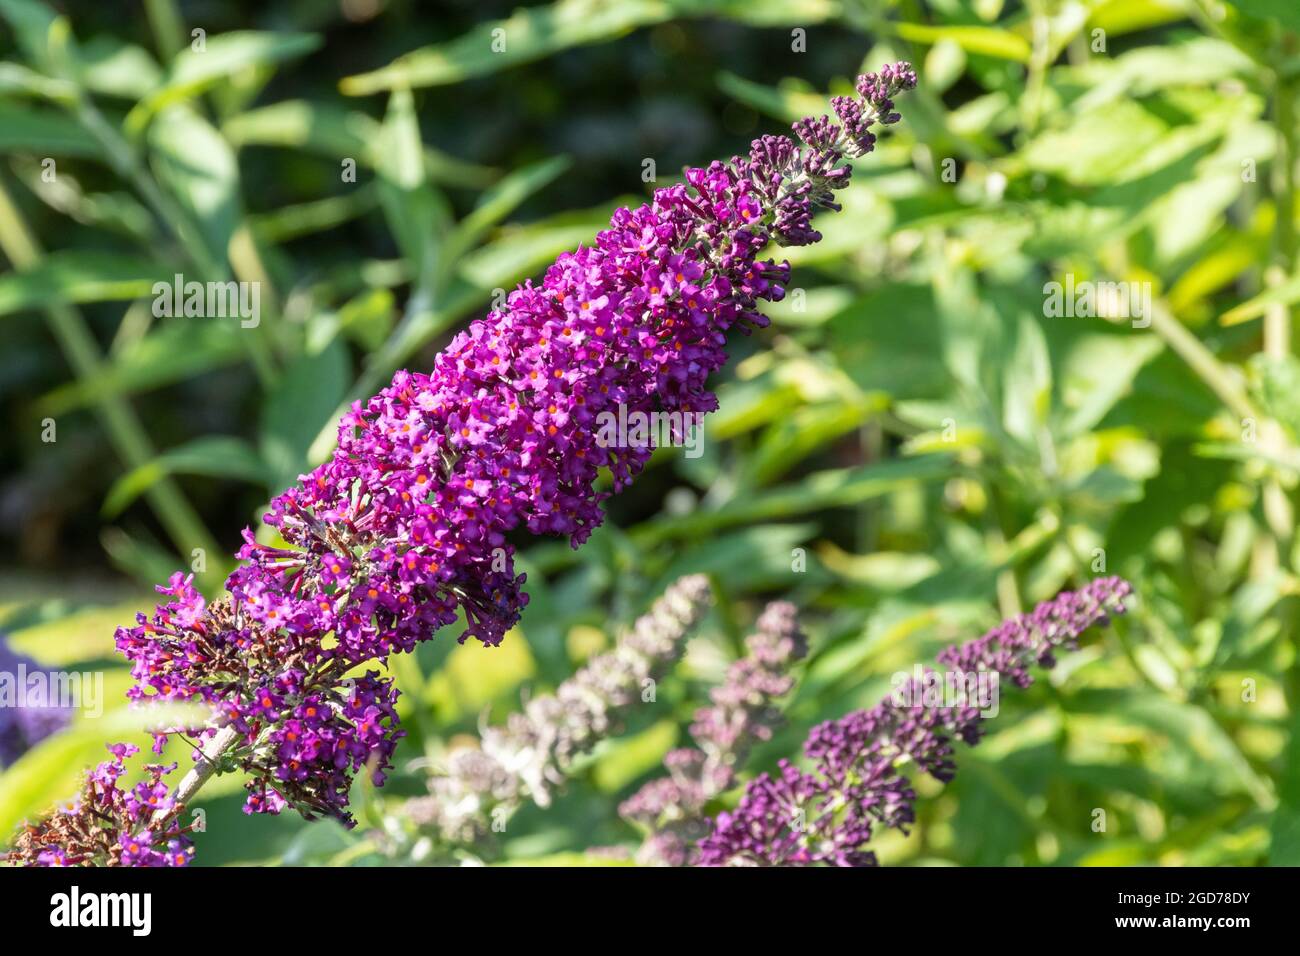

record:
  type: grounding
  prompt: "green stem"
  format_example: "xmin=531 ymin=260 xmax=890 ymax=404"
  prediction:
xmin=1146 ymin=301 xmax=1258 ymax=423
xmin=1270 ymin=71 xmax=1297 ymax=356
xmin=143 ymin=0 xmax=186 ymax=61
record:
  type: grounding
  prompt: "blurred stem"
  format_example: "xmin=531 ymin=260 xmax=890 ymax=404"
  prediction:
xmin=1021 ymin=0 xmax=1052 ymax=136
xmin=984 ymin=481 xmax=1022 ymax=618
xmin=143 ymin=0 xmax=186 ymax=61
xmin=1145 ymin=301 xmax=1257 ymax=423
xmin=0 ymin=177 xmax=223 ymax=580
xmin=1269 ymin=71 xmax=1297 ymax=358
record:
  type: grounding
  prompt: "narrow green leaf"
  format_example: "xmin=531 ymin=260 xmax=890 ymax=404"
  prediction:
xmin=222 ymin=99 xmax=496 ymax=188
xmin=894 ymin=22 xmax=1032 ymax=62
xmin=39 ymin=320 xmax=247 ymax=414
xmin=0 ymin=251 xmax=170 ymax=315
xmin=103 ymin=435 xmax=268 ymax=517
xmin=0 ymin=102 xmax=99 ymax=155
xmin=340 ymin=0 xmax=672 ymax=94
xmin=126 ymin=31 xmax=320 ymax=133
xmin=148 ymin=105 xmax=241 ymax=271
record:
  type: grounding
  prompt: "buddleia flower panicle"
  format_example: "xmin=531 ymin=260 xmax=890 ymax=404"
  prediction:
xmin=620 ymin=600 xmax=807 ymax=866
xmin=12 ymin=63 xmax=917 ymax=866
xmin=697 ymin=577 xmax=1133 ymax=867
xmin=402 ymin=575 xmax=711 ymax=858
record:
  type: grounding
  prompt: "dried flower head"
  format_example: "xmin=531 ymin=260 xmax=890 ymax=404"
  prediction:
xmin=402 ymin=574 xmax=712 ymax=858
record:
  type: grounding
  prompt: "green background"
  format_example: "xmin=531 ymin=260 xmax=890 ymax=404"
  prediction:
xmin=1 ymin=0 xmax=1298 ymax=866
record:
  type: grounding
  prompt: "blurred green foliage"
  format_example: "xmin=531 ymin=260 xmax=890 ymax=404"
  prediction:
xmin=2 ymin=0 xmax=1300 ymax=866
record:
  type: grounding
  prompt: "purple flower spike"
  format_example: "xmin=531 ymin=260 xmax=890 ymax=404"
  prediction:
xmin=13 ymin=65 xmax=918 ymax=865
xmin=621 ymin=600 xmax=808 ymax=865
xmin=697 ymin=577 xmax=1133 ymax=866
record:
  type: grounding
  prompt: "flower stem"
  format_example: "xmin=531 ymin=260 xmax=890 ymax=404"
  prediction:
xmin=159 ymin=724 xmax=242 ymax=827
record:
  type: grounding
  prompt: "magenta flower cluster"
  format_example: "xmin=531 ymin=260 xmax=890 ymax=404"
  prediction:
xmin=112 ymin=572 xmax=405 ymax=826
xmin=696 ymin=577 xmax=1133 ymax=866
xmin=16 ymin=64 xmax=917 ymax=865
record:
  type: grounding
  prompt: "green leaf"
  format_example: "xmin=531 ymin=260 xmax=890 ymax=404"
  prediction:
xmin=0 ymin=61 xmax=76 ymax=100
xmin=715 ymin=71 xmax=825 ymax=122
xmin=340 ymin=0 xmax=837 ymax=94
xmin=100 ymin=526 xmax=197 ymax=589
xmin=653 ymin=523 xmax=821 ymax=592
xmin=591 ymin=720 xmax=677 ymax=793
xmin=1227 ymin=0 xmax=1300 ymax=33
xmin=148 ymin=105 xmax=242 ymax=272
xmin=103 ymin=435 xmax=268 ymax=517
xmin=39 ymin=320 xmax=247 ymax=414
xmin=0 ymin=0 xmax=65 ymax=74
xmin=1250 ymin=352 xmax=1300 ymax=438
xmin=0 ymin=102 xmax=98 ymax=155
xmin=340 ymin=0 xmax=673 ymax=94
xmin=893 ymin=22 xmax=1032 ymax=62
xmin=374 ymin=88 xmax=451 ymax=294
xmin=1221 ymin=272 xmax=1300 ymax=326
xmin=125 ymin=31 xmax=321 ymax=134
xmin=1089 ymin=0 xmax=1193 ymax=36
xmin=456 ymin=201 xmax=624 ymax=291
xmin=1019 ymin=100 xmax=1169 ymax=185
xmin=336 ymin=287 xmax=396 ymax=352
xmin=1054 ymin=332 xmax=1163 ymax=438
xmin=633 ymin=455 xmax=954 ymax=544
xmin=444 ymin=155 xmax=571 ymax=265
xmin=1070 ymin=689 xmax=1275 ymax=809
xmin=1000 ymin=311 xmax=1053 ymax=447
xmin=506 ymin=554 xmax=571 ymax=685
xmin=827 ymin=284 xmax=953 ymax=400
xmin=75 ymin=36 xmax=162 ymax=99
xmin=0 ymin=251 xmax=170 ymax=315
xmin=221 ymin=99 xmax=496 ymax=188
